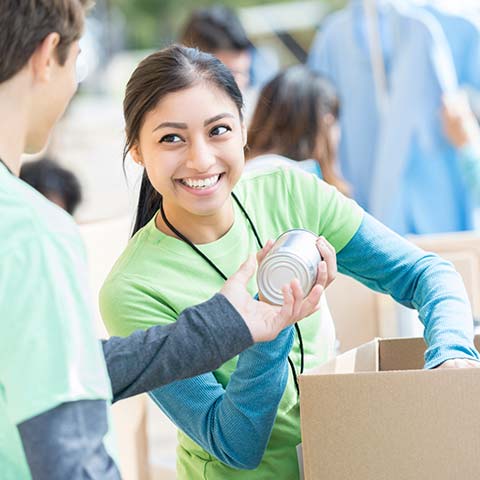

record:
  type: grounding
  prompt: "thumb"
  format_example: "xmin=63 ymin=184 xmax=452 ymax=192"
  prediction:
xmin=229 ymin=254 xmax=256 ymax=286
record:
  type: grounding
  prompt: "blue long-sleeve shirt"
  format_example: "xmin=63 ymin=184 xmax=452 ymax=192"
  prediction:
xmin=150 ymin=326 xmax=294 ymax=470
xmin=149 ymin=212 xmax=479 ymax=469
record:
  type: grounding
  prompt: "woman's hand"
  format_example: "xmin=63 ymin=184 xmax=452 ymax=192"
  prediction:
xmin=221 ymin=253 xmax=324 ymax=342
xmin=315 ymin=235 xmax=337 ymax=289
xmin=256 ymin=235 xmax=337 ymax=303
xmin=435 ymin=358 xmax=480 ymax=369
xmin=220 ymin=236 xmax=337 ymax=343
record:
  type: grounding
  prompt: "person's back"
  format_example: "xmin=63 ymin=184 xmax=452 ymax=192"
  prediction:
xmin=0 ymin=1 xmax=119 ymax=477
xmin=0 ymin=161 xmax=114 ymax=478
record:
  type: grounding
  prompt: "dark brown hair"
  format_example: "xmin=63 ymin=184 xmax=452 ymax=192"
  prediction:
xmin=123 ymin=45 xmax=244 ymax=235
xmin=0 ymin=0 xmax=92 ymax=84
xmin=180 ymin=5 xmax=251 ymax=53
xmin=247 ymin=65 xmax=350 ymax=196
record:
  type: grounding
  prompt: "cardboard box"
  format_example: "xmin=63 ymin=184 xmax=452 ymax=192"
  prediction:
xmin=299 ymin=336 xmax=480 ymax=480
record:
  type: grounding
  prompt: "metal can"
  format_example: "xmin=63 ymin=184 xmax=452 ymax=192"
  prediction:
xmin=257 ymin=229 xmax=321 ymax=305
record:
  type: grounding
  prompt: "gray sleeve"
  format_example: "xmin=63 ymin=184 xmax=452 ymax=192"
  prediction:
xmin=103 ymin=293 xmax=254 ymax=402
xmin=17 ymin=400 xmax=120 ymax=480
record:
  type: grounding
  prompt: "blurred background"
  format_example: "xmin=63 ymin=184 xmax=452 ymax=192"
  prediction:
xmin=24 ymin=1 xmax=480 ymax=479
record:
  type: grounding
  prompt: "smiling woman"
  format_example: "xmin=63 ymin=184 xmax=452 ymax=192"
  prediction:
xmin=99 ymin=45 xmax=480 ymax=480
xmin=129 ymin=82 xmax=245 ymax=244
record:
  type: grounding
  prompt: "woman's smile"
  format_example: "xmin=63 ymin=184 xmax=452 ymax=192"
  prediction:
xmin=177 ymin=173 xmax=224 ymax=195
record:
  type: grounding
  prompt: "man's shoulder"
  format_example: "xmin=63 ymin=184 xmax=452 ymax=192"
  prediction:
xmin=0 ymin=173 xmax=80 ymax=254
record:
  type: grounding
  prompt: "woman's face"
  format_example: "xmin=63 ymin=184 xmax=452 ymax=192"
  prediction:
xmin=132 ymin=82 xmax=246 ymax=221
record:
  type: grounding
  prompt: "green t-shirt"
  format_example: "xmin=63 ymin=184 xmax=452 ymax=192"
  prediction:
xmin=100 ymin=167 xmax=363 ymax=479
xmin=0 ymin=164 xmax=113 ymax=479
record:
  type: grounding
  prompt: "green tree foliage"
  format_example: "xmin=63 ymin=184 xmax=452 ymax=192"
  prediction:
xmin=110 ymin=0 xmax=340 ymax=49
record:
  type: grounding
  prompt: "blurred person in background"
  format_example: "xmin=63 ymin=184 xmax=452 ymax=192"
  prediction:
xmin=442 ymin=91 xmax=480 ymax=206
xmin=0 ymin=1 xmax=312 ymax=478
xmin=246 ymin=65 xmax=350 ymax=196
xmin=180 ymin=5 xmax=252 ymax=91
xmin=20 ymin=157 xmax=82 ymax=215
xmin=308 ymin=0 xmax=480 ymax=235
xmin=179 ymin=4 xmax=278 ymax=120
xmin=100 ymin=45 xmax=480 ymax=480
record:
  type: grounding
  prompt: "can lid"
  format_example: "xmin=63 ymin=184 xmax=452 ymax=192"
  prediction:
xmin=257 ymin=252 xmax=312 ymax=305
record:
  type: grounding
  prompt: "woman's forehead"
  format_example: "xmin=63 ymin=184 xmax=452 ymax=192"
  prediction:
xmin=149 ymin=83 xmax=238 ymax=119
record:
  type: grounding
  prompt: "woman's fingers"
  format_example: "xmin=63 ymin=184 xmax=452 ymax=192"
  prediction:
xmin=289 ymin=279 xmax=304 ymax=320
xmin=298 ymin=284 xmax=323 ymax=319
xmin=277 ymin=285 xmax=294 ymax=328
xmin=276 ymin=279 xmax=323 ymax=329
xmin=316 ymin=261 xmax=328 ymax=289
xmin=316 ymin=236 xmax=337 ymax=288
xmin=266 ymin=235 xmax=337 ymax=329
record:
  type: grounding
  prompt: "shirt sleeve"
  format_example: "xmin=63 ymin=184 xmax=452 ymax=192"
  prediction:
xmin=149 ymin=327 xmax=294 ymax=470
xmin=103 ymin=294 xmax=254 ymax=402
xmin=18 ymin=400 xmax=120 ymax=480
xmin=0 ymin=235 xmax=111 ymax=425
xmin=337 ymin=213 xmax=480 ymax=369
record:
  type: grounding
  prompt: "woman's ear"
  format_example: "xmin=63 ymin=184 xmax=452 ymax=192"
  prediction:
xmin=130 ymin=143 xmax=144 ymax=167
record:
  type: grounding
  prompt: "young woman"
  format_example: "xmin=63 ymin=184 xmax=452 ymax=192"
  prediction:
xmin=246 ymin=65 xmax=350 ymax=196
xmin=100 ymin=45 xmax=480 ymax=480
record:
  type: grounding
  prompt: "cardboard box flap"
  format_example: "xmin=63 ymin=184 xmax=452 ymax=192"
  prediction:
xmin=379 ymin=335 xmax=480 ymax=371
xmin=379 ymin=336 xmax=426 ymax=371
xmin=304 ymin=338 xmax=379 ymax=375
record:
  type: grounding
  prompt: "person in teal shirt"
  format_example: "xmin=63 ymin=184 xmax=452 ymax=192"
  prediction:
xmin=100 ymin=45 xmax=480 ymax=480
xmin=0 ymin=2 xmax=319 ymax=479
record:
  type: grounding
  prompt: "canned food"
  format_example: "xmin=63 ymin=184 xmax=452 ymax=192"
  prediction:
xmin=257 ymin=229 xmax=321 ymax=305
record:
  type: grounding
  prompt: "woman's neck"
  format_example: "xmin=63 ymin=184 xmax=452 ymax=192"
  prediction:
xmin=156 ymin=197 xmax=235 ymax=245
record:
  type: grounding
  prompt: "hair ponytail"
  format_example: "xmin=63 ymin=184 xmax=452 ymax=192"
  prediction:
xmin=132 ymin=171 xmax=162 ymax=236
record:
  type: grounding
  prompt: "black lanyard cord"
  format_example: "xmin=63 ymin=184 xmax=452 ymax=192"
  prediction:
xmin=159 ymin=193 xmax=305 ymax=392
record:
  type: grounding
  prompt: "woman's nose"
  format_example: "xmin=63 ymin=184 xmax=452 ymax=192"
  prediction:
xmin=186 ymin=140 xmax=216 ymax=171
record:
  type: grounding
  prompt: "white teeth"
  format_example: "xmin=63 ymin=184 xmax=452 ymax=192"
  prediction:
xmin=181 ymin=175 xmax=220 ymax=189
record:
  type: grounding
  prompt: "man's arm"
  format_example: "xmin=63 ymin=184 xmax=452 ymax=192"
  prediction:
xmin=104 ymin=293 xmax=253 ymax=402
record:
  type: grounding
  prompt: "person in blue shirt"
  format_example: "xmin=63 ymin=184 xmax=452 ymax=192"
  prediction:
xmin=308 ymin=0 xmax=476 ymax=235
xmin=246 ymin=65 xmax=350 ymax=196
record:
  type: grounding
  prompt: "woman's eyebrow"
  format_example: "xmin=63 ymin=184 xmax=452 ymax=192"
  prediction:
xmin=153 ymin=121 xmax=188 ymax=132
xmin=204 ymin=113 xmax=235 ymax=126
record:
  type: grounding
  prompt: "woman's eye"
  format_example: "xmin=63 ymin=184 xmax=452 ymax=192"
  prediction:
xmin=210 ymin=125 xmax=231 ymax=137
xmin=160 ymin=134 xmax=182 ymax=144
